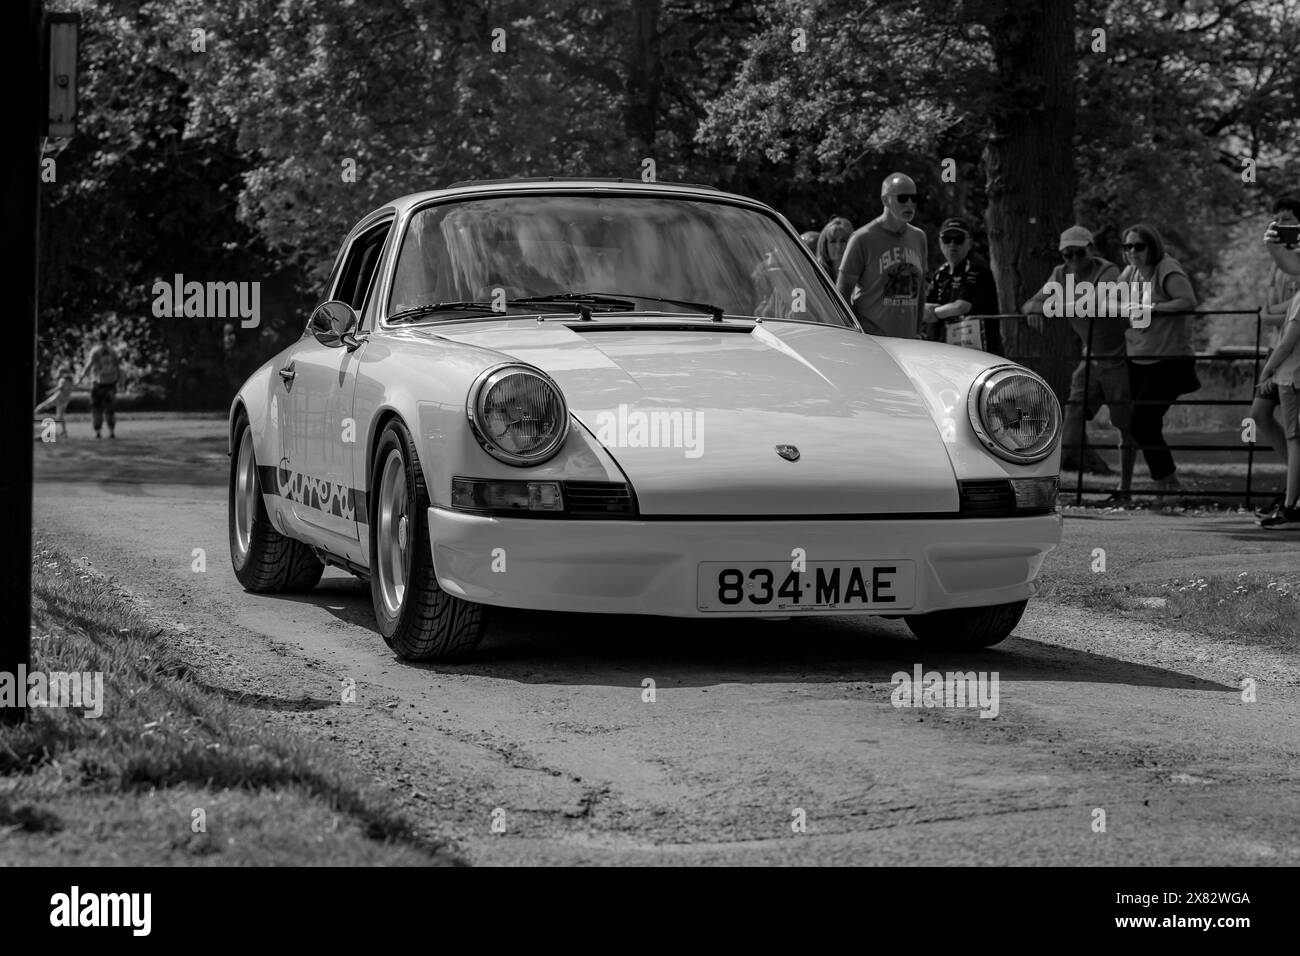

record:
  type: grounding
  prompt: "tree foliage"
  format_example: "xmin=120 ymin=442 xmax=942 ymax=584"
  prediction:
xmin=38 ymin=0 xmax=1300 ymax=406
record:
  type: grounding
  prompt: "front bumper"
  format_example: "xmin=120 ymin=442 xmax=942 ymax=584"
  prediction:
xmin=428 ymin=508 xmax=1062 ymax=617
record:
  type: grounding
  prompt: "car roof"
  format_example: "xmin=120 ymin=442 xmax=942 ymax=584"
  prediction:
xmin=358 ymin=177 xmax=766 ymax=224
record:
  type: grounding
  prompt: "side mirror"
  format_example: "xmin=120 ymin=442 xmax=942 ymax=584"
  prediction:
xmin=309 ymin=300 xmax=359 ymax=349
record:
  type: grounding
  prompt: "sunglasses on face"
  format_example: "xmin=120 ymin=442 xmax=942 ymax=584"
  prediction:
xmin=1122 ymin=242 xmax=1147 ymax=252
xmin=1061 ymin=247 xmax=1088 ymax=258
xmin=940 ymin=234 xmax=967 ymax=245
xmin=891 ymin=194 xmax=919 ymax=204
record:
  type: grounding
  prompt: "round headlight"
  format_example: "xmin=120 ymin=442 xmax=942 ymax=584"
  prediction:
xmin=467 ymin=364 xmax=570 ymax=465
xmin=967 ymin=366 xmax=1061 ymax=464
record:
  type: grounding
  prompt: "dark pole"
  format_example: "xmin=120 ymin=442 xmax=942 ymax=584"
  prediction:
xmin=1076 ymin=315 xmax=1093 ymax=506
xmin=0 ymin=0 xmax=42 ymax=725
xmin=1246 ymin=306 xmax=1262 ymax=511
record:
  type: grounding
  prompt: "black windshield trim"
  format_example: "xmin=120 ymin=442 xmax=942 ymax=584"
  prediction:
xmin=378 ymin=189 xmax=863 ymax=333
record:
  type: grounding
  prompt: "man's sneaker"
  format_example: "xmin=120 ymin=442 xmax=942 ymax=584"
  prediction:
xmin=1254 ymin=495 xmax=1285 ymax=519
xmin=1259 ymin=505 xmax=1300 ymax=529
xmin=94 ymin=431 xmax=101 ymax=439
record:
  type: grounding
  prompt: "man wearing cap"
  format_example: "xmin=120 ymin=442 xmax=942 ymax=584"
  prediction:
xmin=922 ymin=217 xmax=1002 ymax=354
xmin=1022 ymin=225 xmax=1133 ymax=491
xmin=835 ymin=173 xmax=929 ymax=338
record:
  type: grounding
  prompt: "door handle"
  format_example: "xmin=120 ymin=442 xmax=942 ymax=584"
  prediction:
xmin=278 ymin=364 xmax=296 ymax=385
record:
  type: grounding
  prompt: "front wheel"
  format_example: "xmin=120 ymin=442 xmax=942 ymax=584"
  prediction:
xmin=904 ymin=600 xmax=1027 ymax=649
xmin=369 ymin=419 xmax=488 ymax=660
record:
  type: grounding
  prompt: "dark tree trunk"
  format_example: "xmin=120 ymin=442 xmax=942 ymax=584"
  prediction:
xmin=626 ymin=0 xmax=663 ymax=155
xmin=977 ymin=0 xmax=1078 ymax=400
xmin=1 ymin=0 xmax=42 ymax=724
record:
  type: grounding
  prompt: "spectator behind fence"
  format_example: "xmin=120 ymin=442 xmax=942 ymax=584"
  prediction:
xmin=1020 ymin=225 xmax=1132 ymax=491
xmin=836 ymin=173 xmax=928 ymax=338
xmin=1252 ymin=195 xmax=1300 ymax=520
xmin=922 ymin=216 xmax=1001 ymax=355
xmin=1253 ymin=290 xmax=1300 ymax=528
xmin=816 ymin=216 xmax=852 ymax=281
xmin=1118 ymin=224 xmax=1199 ymax=497
xmin=1260 ymin=212 xmax=1300 ymax=527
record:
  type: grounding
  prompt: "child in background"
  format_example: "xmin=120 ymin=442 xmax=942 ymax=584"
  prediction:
xmin=1257 ymin=291 xmax=1300 ymax=528
xmin=34 ymin=365 xmax=74 ymax=437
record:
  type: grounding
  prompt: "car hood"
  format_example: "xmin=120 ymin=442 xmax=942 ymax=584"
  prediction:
xmin=423 ymin=319 xmax=959 ymax=515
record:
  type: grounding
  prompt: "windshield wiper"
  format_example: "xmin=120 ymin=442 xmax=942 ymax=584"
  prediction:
xmin=509 ymin=293 xmax=635 ymax=314
xmin=388 ymin=301 xmax=504 ymax=323
xmin=511 ymin=292 xmax=726 ymax=322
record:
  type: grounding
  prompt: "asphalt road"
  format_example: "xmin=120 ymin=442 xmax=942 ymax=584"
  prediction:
xmin=30 ymin=417 xmax=1300 ymax=864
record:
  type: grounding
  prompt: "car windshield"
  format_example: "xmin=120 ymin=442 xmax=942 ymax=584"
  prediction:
xmin=386 ymin=194 xmax=854 ymax=327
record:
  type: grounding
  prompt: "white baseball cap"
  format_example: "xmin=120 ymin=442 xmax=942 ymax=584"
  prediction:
xmin=1059 ymin=226 xmax=1094 ymax=250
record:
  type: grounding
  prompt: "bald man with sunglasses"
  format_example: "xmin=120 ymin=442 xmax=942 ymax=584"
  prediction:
xmin=835 ymin=173 xmax=929 ymax=338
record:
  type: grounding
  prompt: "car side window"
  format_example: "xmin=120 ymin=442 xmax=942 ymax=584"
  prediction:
xmin=330 ymin=222 xmax=392 ymax=329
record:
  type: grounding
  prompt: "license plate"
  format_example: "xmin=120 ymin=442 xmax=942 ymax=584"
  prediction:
xmin=696 ymin=561 xmax=915 ymax=612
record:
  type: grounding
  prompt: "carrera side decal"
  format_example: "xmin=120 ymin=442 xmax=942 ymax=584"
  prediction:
xmin=257 ymin=462 xmax=369 ymax=525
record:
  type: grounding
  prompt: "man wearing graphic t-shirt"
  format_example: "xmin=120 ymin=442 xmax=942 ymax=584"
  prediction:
xmin=835 ymin=173 xmax=929 ymax=338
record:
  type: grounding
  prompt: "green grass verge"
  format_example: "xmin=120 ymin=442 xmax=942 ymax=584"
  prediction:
xmin=1045 ymin=571 xmax=1299 ymax=651
xmin=0 ymin=543 xmax=461 ymax=865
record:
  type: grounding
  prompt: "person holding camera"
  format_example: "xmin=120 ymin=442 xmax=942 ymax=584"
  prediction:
xmin=1252 ymin=196 xmax=1300 ymax=519
xmin=1259 ymin=212 xmax=1300 ymax=527
xmin=1253 ymin=292 xmax=1300 ymax=528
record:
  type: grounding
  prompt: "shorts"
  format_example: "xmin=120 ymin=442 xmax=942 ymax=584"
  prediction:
xmin=1254 ymin=382 xmax=1279 ymax=409
xmin=1279 ymin=383 xmax=1300 ymax=441
xmin=90 ymin=382 xmax=117 ymax=431
xmin=1067 ymin=359 xmax=1132 ymax=430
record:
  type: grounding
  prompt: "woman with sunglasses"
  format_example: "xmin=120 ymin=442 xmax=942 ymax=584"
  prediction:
xmin=1118 ymin=224 xmax=1199 ymax=498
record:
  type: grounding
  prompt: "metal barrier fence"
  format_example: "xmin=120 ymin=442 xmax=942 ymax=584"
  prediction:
xmin=964 ymin=310 xmax=1270 ymax=506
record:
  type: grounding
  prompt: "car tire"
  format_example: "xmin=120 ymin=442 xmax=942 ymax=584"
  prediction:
xmin=369 ymin=418 xmax=487 ymax=661
xmin=904 ymin=599 xmax=1027 ymax=649
xmin=229 ymin=414 xmax=325 ymax=593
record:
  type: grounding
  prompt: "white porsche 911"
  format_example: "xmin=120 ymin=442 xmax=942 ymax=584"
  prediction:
xmin=228 ymin=178 xmax=1062 ymax=660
